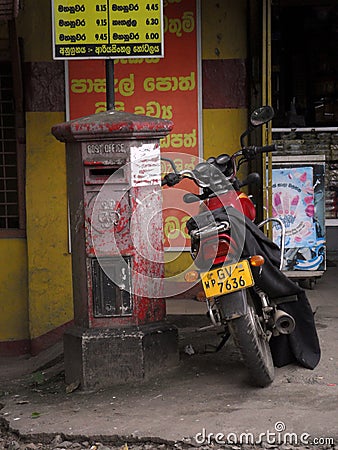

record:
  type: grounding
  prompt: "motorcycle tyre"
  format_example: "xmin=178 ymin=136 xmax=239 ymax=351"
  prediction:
xmin=227 ymin=290 xmax=275 ymax=387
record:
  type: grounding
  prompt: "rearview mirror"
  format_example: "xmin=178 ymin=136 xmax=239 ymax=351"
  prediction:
xmin=250 ymin=106 xmax=274 ymax=127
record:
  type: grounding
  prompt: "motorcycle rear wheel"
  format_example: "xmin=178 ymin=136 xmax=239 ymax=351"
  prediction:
xmin=227 ymin=291 xmax=275 ymax=387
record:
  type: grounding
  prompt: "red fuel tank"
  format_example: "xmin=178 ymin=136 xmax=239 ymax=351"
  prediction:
xmin=204 ymin=190 xmax=256 ymax=221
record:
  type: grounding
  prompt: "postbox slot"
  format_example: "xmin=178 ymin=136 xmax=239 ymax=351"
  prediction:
xmin=90 ymin=167 xmax=120 ymax=177
xmin=85 ymin=165 xmax=126 ymax=185
xmin=91 ymin=257 xmax=132 ymax=318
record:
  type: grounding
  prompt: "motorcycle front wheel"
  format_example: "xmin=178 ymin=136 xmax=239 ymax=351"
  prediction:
xmin=227 ymin=291 xmax=275 ymax=387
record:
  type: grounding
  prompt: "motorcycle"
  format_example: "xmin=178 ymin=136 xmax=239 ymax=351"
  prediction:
xmin=161 ymin=106 xmax=297 ymax=387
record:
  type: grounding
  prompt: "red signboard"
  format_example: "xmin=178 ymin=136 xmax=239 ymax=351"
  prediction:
xmin=67 ymin=0 xmax=201 ymax=249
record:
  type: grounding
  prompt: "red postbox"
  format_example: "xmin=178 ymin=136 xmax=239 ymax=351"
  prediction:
xmin=52 ymin=110 xmax=178 ymax=390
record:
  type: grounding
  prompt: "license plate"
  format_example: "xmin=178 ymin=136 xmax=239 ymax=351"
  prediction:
xmin=201 ymin=260 xmax=254 ymax=298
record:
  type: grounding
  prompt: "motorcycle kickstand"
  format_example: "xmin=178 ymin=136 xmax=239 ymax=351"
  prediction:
xmin=203 ymin=328 xmax=231 ymax=354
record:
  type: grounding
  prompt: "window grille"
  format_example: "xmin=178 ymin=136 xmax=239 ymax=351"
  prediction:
xmin=0 ymin=1 xmax=20 ymax=21
xmin=0 ymin=61 xmax=19 ymax=229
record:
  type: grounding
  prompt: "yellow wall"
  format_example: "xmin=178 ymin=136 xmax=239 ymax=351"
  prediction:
xmin=0 ymin=19 xmax=29 ymax=347
xmin=26 ymin=112 xmax=73 ymax=339
xmin=203 ymin=109 xmax=248 ymax=160
xmin=165 ymin=251 xmax=194 ymax=279
xmin=0 ymin=240 xmax=29 ymax=341
xmin=202 ymin=0 xmax=247 ymax=60
xmin=1 ymin=0 xmax=249 ymax=349
xmin=1 ymin=1 xmax=73 ymax=352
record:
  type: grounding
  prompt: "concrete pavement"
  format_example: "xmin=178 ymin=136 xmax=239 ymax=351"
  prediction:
xmin=0 ymin=266 xmax=337 ymax=448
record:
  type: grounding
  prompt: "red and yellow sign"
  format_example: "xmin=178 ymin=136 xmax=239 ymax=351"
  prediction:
xmin=67 ymin=0 xmax=200 ymax=249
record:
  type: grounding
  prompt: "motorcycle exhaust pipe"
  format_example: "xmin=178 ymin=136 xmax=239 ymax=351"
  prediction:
xmin=274 ymin=309 xmax=296 ymax=335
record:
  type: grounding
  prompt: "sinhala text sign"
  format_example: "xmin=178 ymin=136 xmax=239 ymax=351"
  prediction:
xmin=51 ymin=0 xmax=163 ymax=59
xmin=66 ymin=0 xmax=201 ymax=250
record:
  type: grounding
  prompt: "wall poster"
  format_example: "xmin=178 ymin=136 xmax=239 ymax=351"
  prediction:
xmin=271 ymin=160 xmax=326 ymax=272
xmin=66 ymin=0 xmax=202 ymax=251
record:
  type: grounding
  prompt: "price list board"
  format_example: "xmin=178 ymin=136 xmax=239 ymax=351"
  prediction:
xmin=51 ymin=0 xmax=163 ymax=59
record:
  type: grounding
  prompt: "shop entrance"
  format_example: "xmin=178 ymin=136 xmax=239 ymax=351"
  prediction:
xmin=271 ymin=1 xmax=338 ymax=129
xmin=271 ymin=1 xmax=338 ymax=260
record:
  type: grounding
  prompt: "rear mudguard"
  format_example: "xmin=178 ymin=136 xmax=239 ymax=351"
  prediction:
xmin=217 ymin=289 xmax=248 ymax=321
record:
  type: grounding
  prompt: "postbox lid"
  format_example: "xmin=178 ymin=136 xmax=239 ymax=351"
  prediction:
xmin=52 ymin=109 xmax=174 ymax=142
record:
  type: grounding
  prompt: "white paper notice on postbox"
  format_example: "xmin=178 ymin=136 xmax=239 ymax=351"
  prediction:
xmin=130 ymin=143 xmax=161 ymax=187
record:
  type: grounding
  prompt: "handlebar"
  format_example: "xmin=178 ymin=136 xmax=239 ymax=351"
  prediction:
xmin=161 ymin=169 xmax=211 ymax=188
xmin=161 ymin=144 xmax=277 ymax=190
xmin=161 ymin=172 xmax=181 ymax=187
xmin=259 ymin=144 xmax=277 ymax=153
xmin=242 ymin=144 xmax=277 ymax=160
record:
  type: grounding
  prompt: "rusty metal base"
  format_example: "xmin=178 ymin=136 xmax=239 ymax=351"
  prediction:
xmin=63 ymin=322 xmax=179 ymax=391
